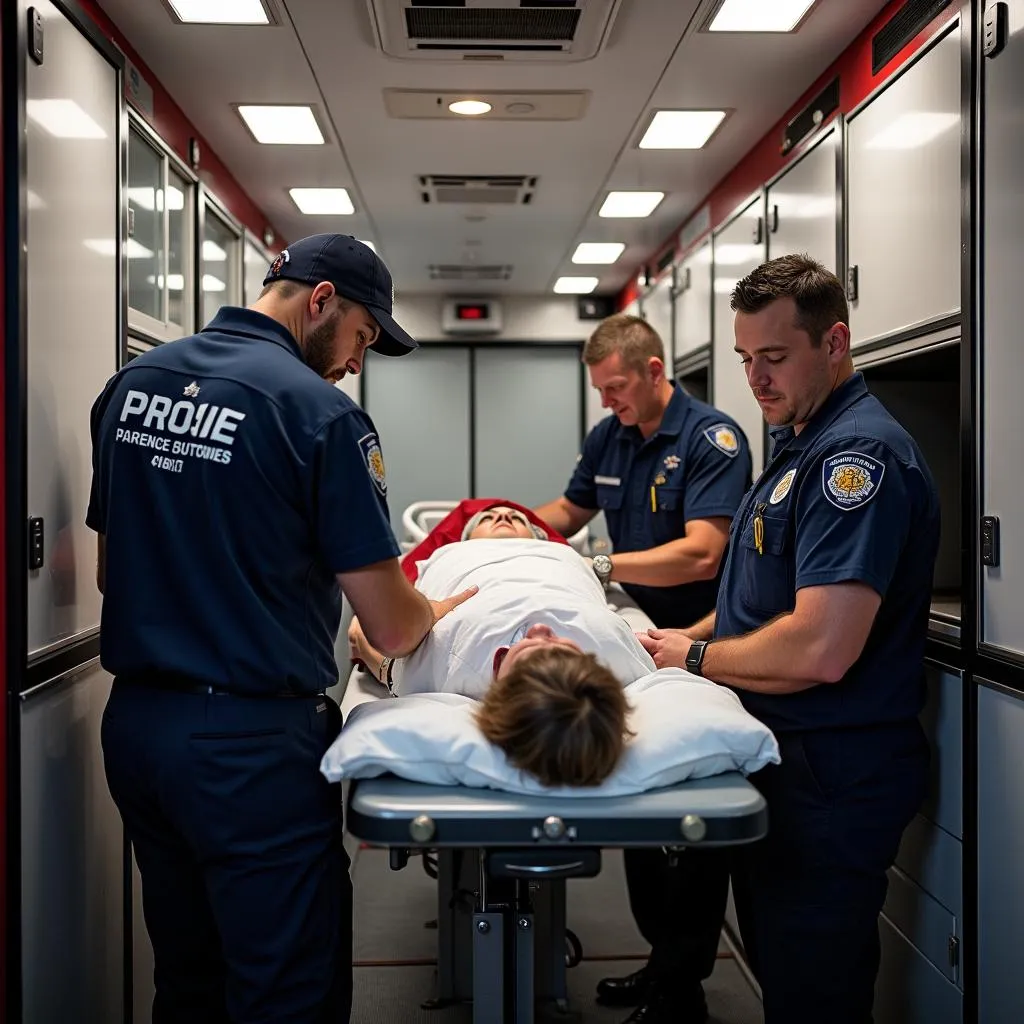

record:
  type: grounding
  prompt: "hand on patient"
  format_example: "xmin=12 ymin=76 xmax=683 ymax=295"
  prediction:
xmin=637 ymin=628 xmax=694 ymax=670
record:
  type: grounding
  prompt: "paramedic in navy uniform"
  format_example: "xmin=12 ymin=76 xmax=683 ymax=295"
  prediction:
xmin=535 ymin=312 xmax=751 ymax=1023
xmin=640 ymin=254 xmax=939 ymax=1024
xmin=87 ymin=234 xmax=475 ymax=1024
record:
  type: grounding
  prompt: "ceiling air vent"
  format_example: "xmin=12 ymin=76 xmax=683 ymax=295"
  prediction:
xmin=366 ymin=0 xmax=622 ymax=62
xmin=428 ymin=264 xmax=514 ymax=281
xmin=419 ymin=174 xmax=537 ymax=205
xmin=872 ymin=0 xmax=953 ymax=75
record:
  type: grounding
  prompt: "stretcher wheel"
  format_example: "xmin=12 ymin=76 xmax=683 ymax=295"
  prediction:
xmin=564 ymin=928 xmax=583 ymax=968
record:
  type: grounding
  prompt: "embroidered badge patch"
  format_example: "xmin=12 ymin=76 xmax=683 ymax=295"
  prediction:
xmin=703 ymin=423 xmax=740 ymax=458
xmin=268 ymin=248 xmax=290 ymax=278
xmin=822 ymin=451 xmax=884 ymax=511
xmin=358 ymin=432 xmax=387 ymax=496
xmin=769 ymin=469 xmax=796 ymax=505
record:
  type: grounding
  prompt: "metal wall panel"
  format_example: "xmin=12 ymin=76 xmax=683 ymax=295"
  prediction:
xmin=767 ymin=125 xmax=838 ymax=271
xmin=474 ymin=347 xmax=582 ymax=507
xmin=980 ymin=0 xmax=1024 ymax=657
xmin=642 ymin=273 xmax=674 ymax=367
xmin=673 ymin=241 xmax=712 ymax=359
xmin=712 ymin=196 xmax=766 ymax=477
xmin=25 ymin=0 xmax=121 ymax=656
xmin=846 ymin=25 xmax=961 ymax=346
xmin=363 ymin=347 xmax=471 ymax=534
xmin=977 ymin=682 xmax=1024 ymax=1023
xmin=20 ymin=664 xmax=123 ymax=1023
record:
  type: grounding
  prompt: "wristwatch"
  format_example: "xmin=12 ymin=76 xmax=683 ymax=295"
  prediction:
xmin=592 ymin=553 xmax=613 ymax=588
xmin=685 ymin=640 xmax=710 ymax=677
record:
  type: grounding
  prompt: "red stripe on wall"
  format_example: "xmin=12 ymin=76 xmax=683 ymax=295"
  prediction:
xmin=618 ymin=0 xmax=960 ymax=308
xmin=79 ymin=0 xmax=284 ymax=249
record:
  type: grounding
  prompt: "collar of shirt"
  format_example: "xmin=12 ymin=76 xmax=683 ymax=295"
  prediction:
xmin=767 ymin=372 xmax=870 ymax=458
xmin=201 ymin=307 xmax=304 ymax=362
xmin=613 ymin=381 xmax=690 ymax=445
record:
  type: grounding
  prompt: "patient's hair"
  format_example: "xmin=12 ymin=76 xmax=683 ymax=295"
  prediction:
xmin=475 ymin=647 xmax=632 ymax=788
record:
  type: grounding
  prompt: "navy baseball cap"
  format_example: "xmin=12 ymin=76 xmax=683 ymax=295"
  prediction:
xmin=263 ymin=233 xmax=417 ymax=357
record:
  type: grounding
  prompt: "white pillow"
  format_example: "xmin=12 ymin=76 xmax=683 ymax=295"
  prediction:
xmin=320 ymin=669 xmax=780 ymax=798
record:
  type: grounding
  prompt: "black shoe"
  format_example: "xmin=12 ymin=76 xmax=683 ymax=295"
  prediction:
xmin=621 ymin=986 xmax=708 ymax=1024
xmin=596 ymin=964 xmax=649 ymax=1007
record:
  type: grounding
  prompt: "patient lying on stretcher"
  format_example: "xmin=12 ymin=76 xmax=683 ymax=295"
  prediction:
xmin=348 ymin=504 xmax=655 ymax=788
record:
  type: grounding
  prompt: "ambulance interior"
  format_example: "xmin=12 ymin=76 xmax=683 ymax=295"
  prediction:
xmin=7 ymin=0 xmax=1024 ymax=1023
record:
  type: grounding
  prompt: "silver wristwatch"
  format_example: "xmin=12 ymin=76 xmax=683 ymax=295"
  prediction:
xmin=592 ymin=553 xmax=613 ymax=588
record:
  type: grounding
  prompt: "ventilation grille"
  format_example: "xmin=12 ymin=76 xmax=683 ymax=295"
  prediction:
xmin=406 ymin=7 xmax=579 ymax=40
xmin=428 ymin=264 xmax=514 ymax=281
xmin=419 ymin=174 xmax=537 ymax=204
xmin=781 ymin=76 xmax=839 ymax=155
xmin=872 ymin=0 xmax=953 ymax=75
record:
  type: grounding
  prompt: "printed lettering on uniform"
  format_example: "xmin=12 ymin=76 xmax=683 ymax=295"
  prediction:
xmin=822 ymin=451 xmax=885 ymax=511
xmin=703 ymin=423 xmax=740 ymax=458
xmin=115 ymin=387 xmax=246 ymax=472
xmin=358 ymin=432 xmax=387 ymax=496
xmin=769 ymin=469 xmax=796 ymax=505
xmin=594 ymin=475 xmax=621 ymax=487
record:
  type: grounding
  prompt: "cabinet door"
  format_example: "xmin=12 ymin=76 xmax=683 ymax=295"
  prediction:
xmin=977 ymin=682 xmax=1024 ymax=1024
xmin=363 ymin=347 xmax=471 ymax=534
xmin=980 ymin=0 xmax=1024 ymax=658
xmin=674 ymin=241 xmax=712 ymax=359
xmin=712 ymin=196 xmax=766 ymax=477
xmin=21 ymin=664 xmax=124 ymax=1023
xmin=767 ymin=125 xmax=838 ymax=271
xmin=846 ymin=25 xmax=961 ymax=345
xmin=642 ymin=273 xmax=674 ymax=367
xmin=26 ymin=0 xmax=121 ymax=656
xmin=474 ymin=347 xmax=582 ymax=507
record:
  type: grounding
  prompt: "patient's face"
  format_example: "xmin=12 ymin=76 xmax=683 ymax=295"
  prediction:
xmin=468 ymin=506 xmax=536 ymax=540
xmin=494 ymin=624 xmax=582 ymax=679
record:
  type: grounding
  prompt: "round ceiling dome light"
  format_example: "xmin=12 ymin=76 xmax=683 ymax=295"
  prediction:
xmin=505 ymin=102 xmax=536 ymax=115
xmin=449 ymin=99 xmax=492 ymax=116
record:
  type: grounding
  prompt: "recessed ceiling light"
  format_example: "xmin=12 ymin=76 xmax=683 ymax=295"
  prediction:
xmin=707 ymin=0 xmax=817 ymax=32
xmin=449 ymin=100 xmax=492 ymax=116
xmin=166 ymin=0 xmax=270 ymax=25
xmin=554 ymin=276 xmax=599 ymax=294
xmin=26 ymin=99 xmax=106 ymax=139
xmin=237 ymin=105 xmax=324 ymax=145
xmin=598 ymin=192 xmax=664 ymax=218
xmin=639 ymin=110 xmax=726 ymax=150
xmin=572 ymin=242 xmax=625 ymax=265
xmin=288 ymin=188 xmax=355 ymax=215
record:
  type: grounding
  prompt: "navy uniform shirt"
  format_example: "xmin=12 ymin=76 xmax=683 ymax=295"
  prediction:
xmin=565 ymin=383 xmax=752 ymax=628
xmin=714 ymin=373 xmax=940 ymax=732
xmin=87 ymin=307 xmax=400 ymax=696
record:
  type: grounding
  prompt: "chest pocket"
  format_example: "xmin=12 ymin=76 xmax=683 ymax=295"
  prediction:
xmin=655 ymin=486 xmax=683 ymax=513
xmin=738 ymin=513 xmax=793 ymax=615
xmin=596 ymin=484 xmax=624 ymax=512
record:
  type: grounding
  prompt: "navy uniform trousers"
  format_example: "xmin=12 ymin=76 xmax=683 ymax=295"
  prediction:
xmin=101 ymin=679 xmax=352 ymax=1024
xmin=731 ymin=720 xmax=929 ymax=1024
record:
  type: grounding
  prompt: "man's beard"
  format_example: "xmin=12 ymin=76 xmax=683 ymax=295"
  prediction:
xmin=303 ymin=312 xmax=340 ymax=379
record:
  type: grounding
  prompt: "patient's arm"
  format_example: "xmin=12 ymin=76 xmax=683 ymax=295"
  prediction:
xmin=533 ymin=497 xmax=594 ymax=538
xmin=605 ymin=518 xmax=730 ymax=587
xmin=348 ymin=617 xmax=389 ymax=683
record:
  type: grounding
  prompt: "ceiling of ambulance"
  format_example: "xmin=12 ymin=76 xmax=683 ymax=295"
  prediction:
xmin=97 ymin=0 xmax=889 ymax=297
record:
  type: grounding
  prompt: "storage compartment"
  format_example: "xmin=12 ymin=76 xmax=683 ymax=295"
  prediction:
xmin=674 ymin=344 xmax=710 ymax=404
xmin=857 ymin=341 xmax=961 ymax=640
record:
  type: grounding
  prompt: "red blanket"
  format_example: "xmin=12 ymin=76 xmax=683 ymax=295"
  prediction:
xmin=400 ymin=498 xmax=567 ymax=581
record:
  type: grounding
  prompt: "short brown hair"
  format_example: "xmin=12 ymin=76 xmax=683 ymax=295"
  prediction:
xmin=730 ymin=254 xmax=849 ymax=346
xmin=475 ymin=647 xmax=632 ymax=788
xmin=582 ymin=313 xmax=665 ymax=374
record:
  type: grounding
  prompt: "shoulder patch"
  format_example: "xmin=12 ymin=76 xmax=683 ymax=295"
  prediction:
xmin=703 ymin=423 xmax=740 ymax=458
xmin=821 ymin=451 xmax=884 ymax=511
xmin=358 ymin=432 xmax=387 ymax=497
xmin=769 ymin=469 xmax=796 ymax=505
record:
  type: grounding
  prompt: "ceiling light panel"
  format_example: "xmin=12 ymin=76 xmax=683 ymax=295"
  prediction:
xmin=166 ymin=0 xmax=270 ymax=25
xmin=237 ymin=105 xmax=324 ymax=145
xmin=598 ymin=192 xmax=664 ymax=218
xmin=639 ymin=110 xmax=726 ymax=149
xmin=554 ymin=276 xmax=599 ymax=294
xmin=289 ymin=188 xmax=355 ymax=215
xmin=707 ymin=0 xmax=817 ymax=33
xmin=572 ymin=243 xmax=625 ymax=264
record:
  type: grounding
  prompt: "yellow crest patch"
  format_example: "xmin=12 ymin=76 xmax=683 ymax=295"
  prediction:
xmin=769 ymin=469 xmax=796 ymax=505
xmin=703 ymin=423 xmax=740 ymax=458
xmin=822 ymin=451 xmax=884 ymax=511
xmin=358 ymin=432 xmax=387 ymax=496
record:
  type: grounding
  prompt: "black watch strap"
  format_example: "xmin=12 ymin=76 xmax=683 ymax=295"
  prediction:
xmin=686 ymin=640 xmax=709 ymax=677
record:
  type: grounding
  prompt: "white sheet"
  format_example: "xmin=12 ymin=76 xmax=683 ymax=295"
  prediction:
xmin=395 ymin=539 xmax=655 ymax=700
